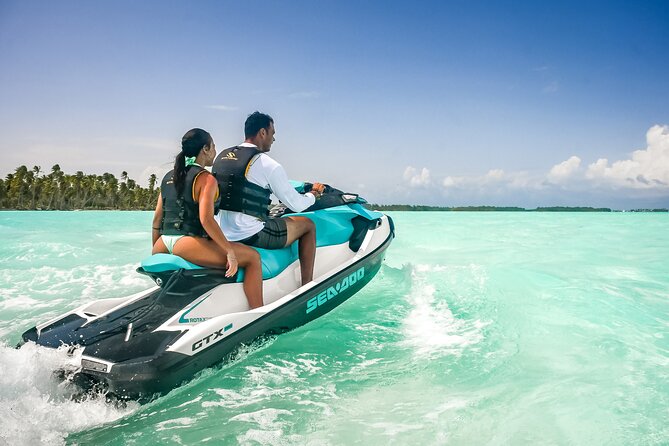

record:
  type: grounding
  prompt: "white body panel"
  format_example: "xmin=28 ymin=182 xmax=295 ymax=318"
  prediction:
xmin=165 ymin=216 xmax=391 ymax=356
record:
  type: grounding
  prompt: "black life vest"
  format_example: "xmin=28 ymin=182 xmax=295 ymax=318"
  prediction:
xmin=212 ymin=146 xmax=272 ymax=219
xmin=159 ymin=166 xmax=209 ymax=237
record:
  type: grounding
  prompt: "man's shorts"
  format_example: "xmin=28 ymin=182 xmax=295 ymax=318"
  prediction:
xmin=239 ymin=217 xmax=288 ymax=249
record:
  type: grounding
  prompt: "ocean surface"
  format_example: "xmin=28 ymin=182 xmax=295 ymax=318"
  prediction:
xmin=0 ymin=211 xmax=667 ymax=445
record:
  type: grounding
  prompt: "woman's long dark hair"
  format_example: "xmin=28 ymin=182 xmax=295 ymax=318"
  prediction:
xmin=174 ymin=128 xmax=212 ymax=196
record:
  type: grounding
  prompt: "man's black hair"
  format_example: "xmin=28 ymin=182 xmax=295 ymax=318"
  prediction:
xmin=244 ymin=111 xmax=274 ymax=139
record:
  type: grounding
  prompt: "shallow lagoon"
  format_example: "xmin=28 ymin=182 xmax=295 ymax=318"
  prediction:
xmin=0 ymin=211 xmax=667 ymax=445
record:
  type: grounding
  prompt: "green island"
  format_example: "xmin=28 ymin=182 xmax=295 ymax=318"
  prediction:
xmin=1 ymin=165 xmax=667 ymax=212
xmin=1 ymin=165 xmax=159 ymax=210
xmin=366 ymin=204 xmax=668 ymax=212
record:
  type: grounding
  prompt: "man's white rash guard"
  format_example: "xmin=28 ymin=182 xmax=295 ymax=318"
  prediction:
xmin=216 ymin=142 xmax=316 ymax=241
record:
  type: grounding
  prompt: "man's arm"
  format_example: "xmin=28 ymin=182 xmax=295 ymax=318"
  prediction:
xmin=267 ymin=163 xmax=316 ymax=212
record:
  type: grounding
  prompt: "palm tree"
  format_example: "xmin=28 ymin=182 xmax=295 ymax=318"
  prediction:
xmin=148 ymin=174 xmax=157 ymax=192
xmin=147 ymin=173 xmax=158 ymax=208
xmin=0 ymin=178 xmax=6 ymax=208
xmin=46 ymin=164 xmax=64 ymax=209
xmin=12 ymin=166 xmax=29 ymax=209
xmin=30 ymin=165 xmax=42 ymax=209
xmin=1 ymin=163 xmax=165 ymax=210
xmin=3 ymin=173 xmax=14 ymax=208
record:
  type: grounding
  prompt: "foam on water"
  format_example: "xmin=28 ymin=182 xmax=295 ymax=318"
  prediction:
xmin=155 ymin=417 xmax=198 ymax=431
xmin=0 ymin=262 xmax=152 ymax=340
xmin=401 ymin=264 xmax=487 ymax=358
xmin=0 ymin=342 xmax=138 ymax=445
xmin=0 ymin=264 xmax=150 ymax=302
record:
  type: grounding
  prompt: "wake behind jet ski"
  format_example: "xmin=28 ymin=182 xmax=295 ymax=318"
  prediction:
xmin=19 ymin=184 xmax=394 ymax=401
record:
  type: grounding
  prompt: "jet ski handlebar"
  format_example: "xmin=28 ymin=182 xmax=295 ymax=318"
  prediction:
xmin=267 ymin=182 xmax=366 ymax=217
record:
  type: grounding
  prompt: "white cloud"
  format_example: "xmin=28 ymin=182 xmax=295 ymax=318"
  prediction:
xmin=585 ymin=124 xmax=669 ymax=189
xmin=548 ymin=156 xmax=581 ymax=183
xmin=485 ymin=169 xmax=505 ymax=181
xmin=138 ymin=164 xmax=172 ymax=187
xmin=402 ymin=125 xmax=668 ymax=205
xmin=442 ymin=169 xmax=538 ymax=193
xmin=404 ymin=166 xmax=431 ymax=187
xmin=423 ymin=124 xmax=669 ymax=208
xmin=442 ymin=176 xmax=459 ymax=188
xmin=206 ymin=105 xmax=238 ymax=111
xmin=353 ymin=126 xmax=668 ymax=208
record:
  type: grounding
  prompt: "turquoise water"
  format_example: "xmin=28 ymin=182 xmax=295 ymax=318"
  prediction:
xmin=0 ymin=211 xmax=668 ymax=445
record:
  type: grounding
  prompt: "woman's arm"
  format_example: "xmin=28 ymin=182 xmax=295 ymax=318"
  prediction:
xmin=197 ymin=173 xmax=238 ymax=277
xmin=152 ymin=195 xmax=163 ymax=246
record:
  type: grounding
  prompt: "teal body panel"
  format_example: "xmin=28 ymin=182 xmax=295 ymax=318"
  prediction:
xmin=141 ymin=253 xmax=204 ymax=272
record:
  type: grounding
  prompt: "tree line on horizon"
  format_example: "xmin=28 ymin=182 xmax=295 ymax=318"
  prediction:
xmin=0 ymin=165 xmax=159 ymax=210
xmin=2 ymin=164 xmax=665 ymax=212
xmin=367 ymin=204 xmax=668 ymax=212
xmin=366 ymin=204 xmax=617 ymax=212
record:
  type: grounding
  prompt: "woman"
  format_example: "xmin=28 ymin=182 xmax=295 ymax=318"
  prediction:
xmin=152 ymin=128 xmax=263 ymax=309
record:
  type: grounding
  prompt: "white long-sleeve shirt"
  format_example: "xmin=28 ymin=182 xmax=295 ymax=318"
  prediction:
xmin=216 ymin=143 xmax=316 ymax=241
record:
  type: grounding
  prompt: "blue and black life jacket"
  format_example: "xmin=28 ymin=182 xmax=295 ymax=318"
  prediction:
xmin=212 ymin=146 xmax=272 ymax=219
xmin=159 ymin=166 xmax=210 ymax=237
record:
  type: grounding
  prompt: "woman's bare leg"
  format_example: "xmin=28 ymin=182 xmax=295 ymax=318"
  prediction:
xmin=284 ymin=216 xmax=316 ymax=285
xmin=231 ymin=243 xmax=263 ymax=309
xmin=152 ymin=237 xmax=168 ymax=254
xmin=169 ymin=237 xmax=264 ymax=309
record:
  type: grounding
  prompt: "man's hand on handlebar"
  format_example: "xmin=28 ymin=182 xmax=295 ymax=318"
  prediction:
xmin=311 ymin=182 xmax=326 ymax=199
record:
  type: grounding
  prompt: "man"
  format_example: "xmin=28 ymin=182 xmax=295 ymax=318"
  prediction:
xmin=213 ymin=111 xmax=324 ymax=286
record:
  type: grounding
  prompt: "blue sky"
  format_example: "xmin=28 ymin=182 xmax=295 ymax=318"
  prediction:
xmin=1 ymin=0 xmax=668 ymax=209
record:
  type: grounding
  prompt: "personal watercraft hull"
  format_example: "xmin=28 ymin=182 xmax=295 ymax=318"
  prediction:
xmin=82 ymin=231 xmax=389 ymax=398
xmin=19 ymin=201 xmax=394 ymax=401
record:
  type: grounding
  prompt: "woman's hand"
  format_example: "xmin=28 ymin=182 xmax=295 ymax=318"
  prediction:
xmin=225 ymin=249 xmax=238 ymax=277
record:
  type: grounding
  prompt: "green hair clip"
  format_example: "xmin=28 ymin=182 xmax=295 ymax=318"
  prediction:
xmin=185 ymin=156 xmax=197 ymax=167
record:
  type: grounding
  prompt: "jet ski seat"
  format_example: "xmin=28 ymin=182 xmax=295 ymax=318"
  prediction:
xmin=140 ymin=204 xmax=381 ymax=282
xmin=140 ymin=247 xmax=298 ymax=282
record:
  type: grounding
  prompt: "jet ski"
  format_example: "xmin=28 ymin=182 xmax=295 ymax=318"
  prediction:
xmin=18 ymin=183 xmax=394 ymax=401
